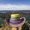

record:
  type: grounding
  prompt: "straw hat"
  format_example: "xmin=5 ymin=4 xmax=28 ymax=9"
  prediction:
xmin=11 ymin=14 xmax=23 ymax=20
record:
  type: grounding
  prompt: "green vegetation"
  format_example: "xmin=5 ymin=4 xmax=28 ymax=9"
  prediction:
xmin=0 ymin=18 xmax=4 ymax=27
xmin=24 ymin=15 xmax=30 ymax=24
xmin=0 ymin=14 xmax=4 ymax=27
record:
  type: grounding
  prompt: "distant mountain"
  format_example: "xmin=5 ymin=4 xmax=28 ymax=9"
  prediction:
xmin=0 ymin=10 xmax=30 ymax=14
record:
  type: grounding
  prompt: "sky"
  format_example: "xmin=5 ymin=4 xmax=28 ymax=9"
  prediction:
xmin=0 ymin=0 xmax=30 ymax=10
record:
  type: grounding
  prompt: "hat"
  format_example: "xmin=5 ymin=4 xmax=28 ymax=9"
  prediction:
xmin=11 ymin=14 xmax=22 ymax=20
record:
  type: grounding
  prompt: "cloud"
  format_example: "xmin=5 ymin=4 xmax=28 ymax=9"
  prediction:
xmin=0 ymin=4 xmax=30 ymax=10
